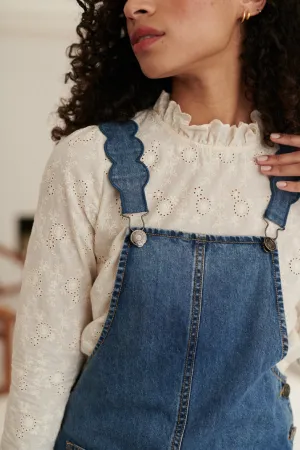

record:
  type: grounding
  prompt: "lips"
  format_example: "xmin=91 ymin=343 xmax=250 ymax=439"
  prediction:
xmin=130 ymin=27 xmax=165 ymax=46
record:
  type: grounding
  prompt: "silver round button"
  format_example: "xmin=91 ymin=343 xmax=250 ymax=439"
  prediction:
xmin=263 ymin=237 xmax=277 ymax=253
xmin=130 ymin=230 xmax=147 ymax=248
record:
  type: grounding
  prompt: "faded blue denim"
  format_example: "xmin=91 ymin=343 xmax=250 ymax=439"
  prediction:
xmin=54 ymin=121 xmax=299 ymax=450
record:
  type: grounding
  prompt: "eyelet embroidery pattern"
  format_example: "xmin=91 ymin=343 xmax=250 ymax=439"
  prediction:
xmin=97 ymin=255 xmax=112 ymax=270
xmin=81 ymin=231 xmax=94 ymax=256
xmin=181 ymin=146 xmax=198 ymax=164
xmin=289 ymin=250 xmax=300 ymax=276
xmin=193 ymin=187 xmax=212 ymax=216
xmin=68 ymin=127 xmax=97 ymax=148
xmin=231 ymin=189 xmax=251 ymax=218
xmin=36 ymin=322 xmax=53 ymax=340
xmin=48 ymin=372 xmax=67 ymax=395
xmin=18 ymin=370 xmax=29 ymax=392
xmin=68 ymin=332 xmax=82 ymax=352
xmin=218 ymin=151 xmax=235 ymax=164
xmin=30 ymin=322 xmax=54 ymax=347
xmin=49 ymin=371 xmax=65 ymax=386
xmin=72 ymin=180 xmax=88 ymax=206
xmin=46 ymin=223 xmax=68 ymax=250
xmin=26 ymin=269 xmax=42 ymax=292
xmin=47 ymin=174 xmax=55 ymax=196
xmin=16 ymin=414 xmax=37 ymax=439
xmin=65 ymin=278 xmax=81 ymax=304
xmin=234 ymin=199 xmax=250 ymax=218
xmin=141 ymin=140 xmax=160 ymax=170
xmin=153 ymin=190 xmax=177 ymax=217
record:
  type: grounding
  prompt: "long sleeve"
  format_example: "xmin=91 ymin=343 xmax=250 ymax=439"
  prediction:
xmin=0 ymin=126 xmax=104 ymax=449
xmin=278 ymin=302 xmax=300 ymax=374
xmin=268 ymin=220 xmax=300 ymax=375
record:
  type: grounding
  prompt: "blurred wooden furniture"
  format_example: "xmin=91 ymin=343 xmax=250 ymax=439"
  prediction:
xmin=0 ymin=244 xmax=24 ymax=394
xmin=0 ymin=307 xmax=16 ymax=394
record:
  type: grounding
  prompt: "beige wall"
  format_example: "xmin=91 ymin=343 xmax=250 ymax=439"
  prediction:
xmin=0 ymin=2 xmax=79 ymax=299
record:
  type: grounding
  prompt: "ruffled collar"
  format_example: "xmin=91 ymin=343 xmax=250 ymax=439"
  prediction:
xmin=152 ymin=90 xmax=262 ymax=147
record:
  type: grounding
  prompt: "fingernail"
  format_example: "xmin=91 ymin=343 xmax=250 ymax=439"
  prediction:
xmin=277 ymin=181 xmax=287 ymax=188
xmin=256 ymin=156 xmax=269 ymax=162
xmin=271 ymin=133 xmax=281 ymax=139
xmin=261 ymin=165 xmax=272 ymax=171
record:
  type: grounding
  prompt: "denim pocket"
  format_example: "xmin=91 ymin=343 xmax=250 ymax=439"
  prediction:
xmin=66 ymin=442 xmax=85 ymax=450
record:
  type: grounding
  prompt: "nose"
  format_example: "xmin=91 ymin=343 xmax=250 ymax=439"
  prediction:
xmin=124 ymin=0 xmax=156 ymax=21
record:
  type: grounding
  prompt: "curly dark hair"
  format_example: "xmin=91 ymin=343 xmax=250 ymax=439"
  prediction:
xmin=51 ymin=0 xmax=300 ymax=144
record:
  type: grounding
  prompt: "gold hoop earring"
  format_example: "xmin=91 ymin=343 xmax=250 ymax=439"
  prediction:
xmin=241 ymin=11 xmax=252 ymax=23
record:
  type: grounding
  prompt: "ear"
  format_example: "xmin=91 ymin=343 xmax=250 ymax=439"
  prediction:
xmin=240 ymin=0 xmax=267 ymax=18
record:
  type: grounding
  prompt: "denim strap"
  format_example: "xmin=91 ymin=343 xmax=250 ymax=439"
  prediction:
xmin=264 ymin=145 xmax=300 ymax=229
xmin=99 ymin=121 xmax=150 ymax=215
xmin=100 ymin=124 xmax=299 ymax=229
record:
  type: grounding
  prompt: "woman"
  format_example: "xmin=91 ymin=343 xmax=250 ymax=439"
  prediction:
xmin=1 ymin=0 xmax=300 ymax=448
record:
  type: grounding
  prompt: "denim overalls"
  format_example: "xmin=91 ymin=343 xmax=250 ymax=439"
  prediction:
xmin=55 ymin=121 xmax=299 ymax=450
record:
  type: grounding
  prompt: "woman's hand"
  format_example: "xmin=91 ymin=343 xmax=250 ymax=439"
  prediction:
xmin=256 ymin=133 xmax=300 ymax=193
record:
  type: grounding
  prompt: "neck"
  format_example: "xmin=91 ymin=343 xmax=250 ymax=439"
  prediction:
xmin=171 ymin=37 xmax=253 ymax=126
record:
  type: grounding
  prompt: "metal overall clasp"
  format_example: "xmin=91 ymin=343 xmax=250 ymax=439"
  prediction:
xmin=122 ymin=212 xmax=148 ymax=248
xmin=263 ymin=218 xmax=284 ymax=253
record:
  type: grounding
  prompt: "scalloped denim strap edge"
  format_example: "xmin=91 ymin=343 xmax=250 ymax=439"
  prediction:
xmin=99 ymin=120 xmax=150 ymax=215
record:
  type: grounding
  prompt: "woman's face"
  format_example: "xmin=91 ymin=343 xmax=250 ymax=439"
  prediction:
xmin=124 ymin=0 xmax=247 ymax=79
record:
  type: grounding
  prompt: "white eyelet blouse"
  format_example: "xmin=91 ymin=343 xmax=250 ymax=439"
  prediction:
xmin=1 ymin=91 xmax=299 ymax=449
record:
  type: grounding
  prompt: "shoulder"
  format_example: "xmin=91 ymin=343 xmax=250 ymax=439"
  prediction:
xmin=42 ymin=125 xmax=107 ymax=201
xmin=49 ymin=115 xmax=158 ymax=173
xmin=50 ymin=125 xmax=106 ymax=169
xmin=38 ymin=126 xmax=107 ymax=226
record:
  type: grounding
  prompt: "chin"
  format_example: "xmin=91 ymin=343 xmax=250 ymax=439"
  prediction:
xmin=138 ymin=59 xmax=175 ymax=80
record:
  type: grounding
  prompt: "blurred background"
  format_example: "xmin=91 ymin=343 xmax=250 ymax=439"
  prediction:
xmin=0 ymin=0 xmax=299 ymax=447
xmin=0 ymin=0 xmax=80 ymax=436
